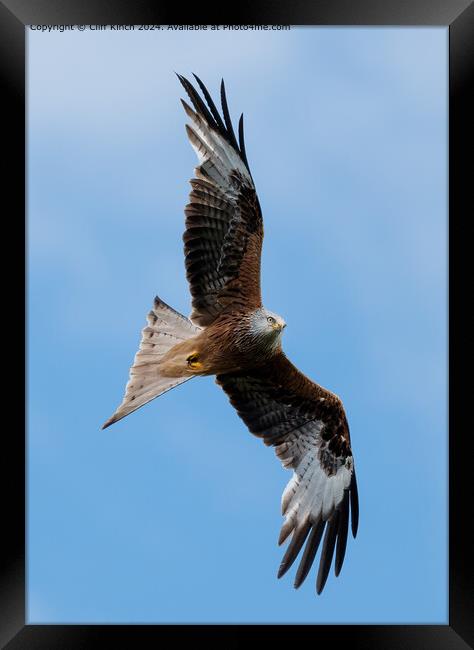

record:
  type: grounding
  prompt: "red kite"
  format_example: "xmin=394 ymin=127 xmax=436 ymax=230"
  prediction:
xmin=103 ymin=74 xmax=359 ymax=594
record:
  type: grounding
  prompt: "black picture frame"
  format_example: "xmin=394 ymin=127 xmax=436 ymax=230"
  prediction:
xmin=3 ymin=0 xmax=473 ymax=647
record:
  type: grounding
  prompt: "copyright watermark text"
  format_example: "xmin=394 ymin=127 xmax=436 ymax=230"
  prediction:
xmin=28 ymin=24 xmax=291 ymax=33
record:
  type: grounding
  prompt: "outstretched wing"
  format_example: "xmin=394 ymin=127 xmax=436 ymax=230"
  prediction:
xmin=177 ymin=74 xmax=264 ymax=327
xmin=216 ymin=353 xmax=359 ymax=594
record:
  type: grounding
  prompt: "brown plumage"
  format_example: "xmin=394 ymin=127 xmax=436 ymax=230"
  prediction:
xmin=102 ymin=74 xmax=359 ymax=595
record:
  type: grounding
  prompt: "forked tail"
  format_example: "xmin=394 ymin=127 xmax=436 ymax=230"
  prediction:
xmin=102 ymin=296 xmax=201 ymax=429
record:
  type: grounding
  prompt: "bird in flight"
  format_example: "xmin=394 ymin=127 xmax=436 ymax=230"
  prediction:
xmin=103 ymin=73 xmax=359 ymax=595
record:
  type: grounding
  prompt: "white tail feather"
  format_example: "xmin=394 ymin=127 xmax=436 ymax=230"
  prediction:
xmin=102 ymin=296 xmax=201 ymax=429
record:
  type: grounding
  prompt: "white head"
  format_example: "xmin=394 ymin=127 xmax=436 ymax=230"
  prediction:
xmin=249 ymin=307 xmax=286 ymax=349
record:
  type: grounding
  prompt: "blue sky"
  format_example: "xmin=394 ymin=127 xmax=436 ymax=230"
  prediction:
xmin=27 ymin=26 xmax=448 ymax=624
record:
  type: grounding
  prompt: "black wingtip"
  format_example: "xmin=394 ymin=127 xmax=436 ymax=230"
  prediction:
xmin=293 ymin=519 xmax=325 ymax=589
xmin=192 ymin=72 xmax=205 ymax=88
xmin=179 ymin=74 xmax=252 ymax=174
xmin=220 ymin=78 xmax=240 ymax=151
xmin=177 ymin=73 xmax=216 ymax=128
xmin=238 ymin=113 xmax=251 ymax=173
xmin=334 ymin=491 xmax=350 ymax=577
xmin=350 ymin=473 xmax=359 ymax=538
xmin=192 ymin=72 xmax=227 ymax=134
xmin=277 ymin=520 xmax=311 ymax=580
xmin=316 ymin=512 xmax=339 ymax=594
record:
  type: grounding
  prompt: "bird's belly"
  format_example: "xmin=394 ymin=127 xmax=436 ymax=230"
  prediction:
xmin=160 ymin=320 xmax=275 ymax=378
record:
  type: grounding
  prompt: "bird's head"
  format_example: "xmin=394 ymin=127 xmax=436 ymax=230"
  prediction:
xmin=250 ymin=308 xmax=286 ymax=345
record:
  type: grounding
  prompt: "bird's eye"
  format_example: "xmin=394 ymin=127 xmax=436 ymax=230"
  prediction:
xmin=267 ymin=316 xmax=275 ymax=325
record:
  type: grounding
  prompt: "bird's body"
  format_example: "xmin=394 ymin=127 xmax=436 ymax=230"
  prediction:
xmin=103 ymin=74 xmax=359 ymax=595
xmin=159 ymin=307 xmax=285 ymax=378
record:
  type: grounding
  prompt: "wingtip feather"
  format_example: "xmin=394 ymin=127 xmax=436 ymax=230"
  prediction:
xmin=334 ymin=492 xmax=350 ymax=577
xmin=293 ymin=519 xmax=325 ymax=589
xmin=350 ymin=473 xmax=360 ymax=538
xmin=220 ymin=77 xmax=239 ymax=151
xmin=277 ymin=519 xmax=311 ymax=580
xmin=101 ymin=415 xmax=117 ymax=430
xmin=316 ymin=512 xmax=339 ymax=594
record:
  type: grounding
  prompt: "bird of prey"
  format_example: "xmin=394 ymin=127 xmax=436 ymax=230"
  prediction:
xmin=103 ymin=73 xmax=359 ymax=595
